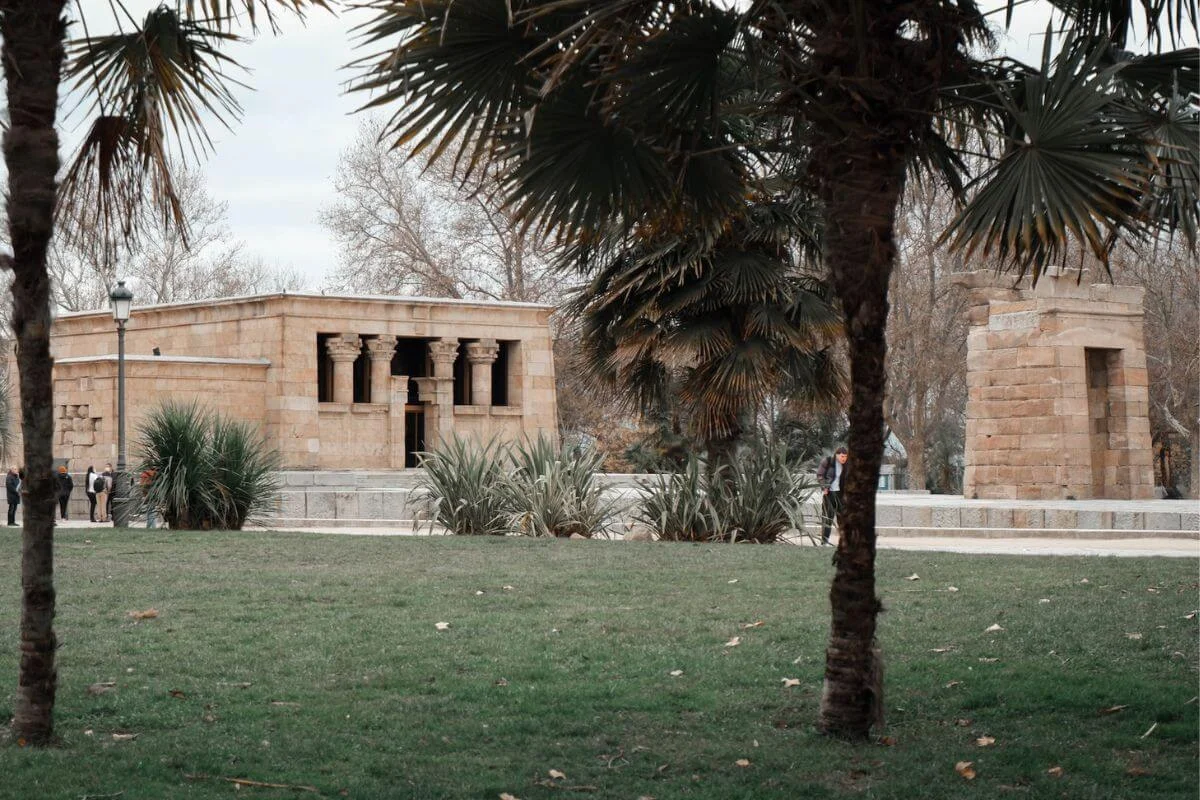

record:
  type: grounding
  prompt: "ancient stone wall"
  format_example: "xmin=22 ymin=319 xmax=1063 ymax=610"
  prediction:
xmin=958 ymin=270 xmax=1153 ymax=500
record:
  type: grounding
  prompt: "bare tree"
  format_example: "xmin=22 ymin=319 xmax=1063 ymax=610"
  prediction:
xmin=46 ymin=167 xmax=306 ymax=311
xmin=321 ymin=117 xmax=560 ymax=302
xmin=885 ymin=183 xmax=971 ymax=491
xmin=1109 ymin=240 xmax=1199 ymax=497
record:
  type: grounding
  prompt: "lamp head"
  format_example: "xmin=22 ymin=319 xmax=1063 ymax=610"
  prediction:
xmin=110 ymin=280 xmax=133 ymax=323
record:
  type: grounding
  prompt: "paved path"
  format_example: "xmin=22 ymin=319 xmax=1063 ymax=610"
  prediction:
xmin=33 ymin=518 xmax=1198 ymax=558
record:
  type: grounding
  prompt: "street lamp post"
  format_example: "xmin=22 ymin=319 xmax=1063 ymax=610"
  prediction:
xmin=110 ymin=280 xmax=133 ymax=527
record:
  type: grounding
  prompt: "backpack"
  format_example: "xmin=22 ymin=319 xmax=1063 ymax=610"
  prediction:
xmin=93 ymin=476 xmax=105 ymax=493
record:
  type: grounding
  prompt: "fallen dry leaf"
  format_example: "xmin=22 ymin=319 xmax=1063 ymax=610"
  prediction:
xmin=1140 ymin=722 xmax=1158 ymax=739
xmin=1125 ymin=632 xmax=1142 ymax=640
xmin=930 ymin=646 xmax=955 ymax=653
xmin=946 ymin=586 xmax=959 ymax=593
xmin=494 ymin=678 xmax=508 ymax=686
xmin=1126 ymin=766 xmax=1151 ymax=777
xmin=984 ymin=623 xmax=1004 ymax=633
xmin=474 ymin=590 xmax=484 ymax=596
xmin=741 ymin=621 xmax=765 ymax=629
xmin=112 ymin=733 xmax=139 ymax=742
xmin=975 ymin=736 xmax=995 ymax=747
xmin=1099 ymin=704 xmax=1128 ymax=715
xmin=955 ymin=761 xmax=976 ymax=780
xmin=1078 ymin=578 xmax=1089 ymax=584
xmin=723 ymin=636 xmax=741 ymax=648
xmin=979 ymin=657 xmax=999 ymax=663
xmin=127 ymin=609 xmax=159 ymax=621
xmin=879 ymin=736 xmax=898 ymax=746
xmin=735 ymin=759 xmax=751 ymax=768
xmin=499 ymin=793 xmax=520 ymax=800
xmin=502 ymin=585 xmax=515 ymax=591
xmin=955 ymin=718 xmax=973 ymax=727
xmin=87 ymin=682 xmax=117 ymax=696
xmin=83 ymin=729 xmax=94 ymax=736
xmin=727 ymin=579 xmax=739 ymax=584
xmin=904 ymin=574 xmax=920 ymax=581
xmin=1046 ymin=766 xmax=1064 ymax=778
xmin=1039 ymin=598 xmax=1051 ymax=604
xmin=781 ymin=678 xmax=801 ymax=688
xmin=945 ymin=680 xmax=962 ymax=689
xmin=434 ymin=622 xmax=451 ymax=631
xmin=169 ymin=689 xmax=186 ymax=700
xmin=547 ymin=769 xmax=566 ymax=780
xmin=1185 ymin=611 xmax=1197 ymax=620
xmin=669 ymin=670 xmax=684 ymax=677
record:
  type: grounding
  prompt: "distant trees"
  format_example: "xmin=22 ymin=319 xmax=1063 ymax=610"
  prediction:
xmin=321 ymin=117 xmax=560 ymax=302
xmin=885 ymin=183 xmax=971 ymax=492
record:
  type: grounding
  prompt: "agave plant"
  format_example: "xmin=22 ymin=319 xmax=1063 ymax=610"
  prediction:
xmin=504 ymin=435 xmax=615 ymax=538
xmin=135 ymin=401 xmax=280 ymax=530
xmin=414 ymin=435 xmax=511 ymax=536
xmin=709 ymin=441 xmax=818 ymax=544
xmin=208 ymin=415 xmax=281 ymax=529
xmin=632 ymin=457 xmax=721 ymax=542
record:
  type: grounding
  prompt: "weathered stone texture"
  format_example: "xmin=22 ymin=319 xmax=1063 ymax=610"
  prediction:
xmin=959 ymin=270 xmax=1154 ymax=500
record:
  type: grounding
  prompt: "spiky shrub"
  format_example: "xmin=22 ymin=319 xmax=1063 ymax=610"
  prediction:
xmin=136 ymin=402 xmax=280 ymax=531
xmin=415 ymin=435 xmax=511 ymax=536
xmin=504 ymin=435 xmax=615 ymax=538
xmin=634 ymin=442 xmax=817 ymax=543
xmin=710 ymin=440 xmax=817 ymax=543
xmin=633 ymin=457 xmax=721 ymax=541
xmin=208 ymin=415 xmax=281 ymax=529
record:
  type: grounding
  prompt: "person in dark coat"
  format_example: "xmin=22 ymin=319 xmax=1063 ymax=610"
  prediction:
xmin=6 ymin=465 xmax=20 ymax=526
xmin=816 ymin=446 xmax=849 ymax=546
xmin=55 ymin=465 xmax=74 ymax=521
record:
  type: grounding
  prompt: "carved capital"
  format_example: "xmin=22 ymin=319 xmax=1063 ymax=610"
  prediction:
xmin=465 ymin=339 xmax=500 ymax=365
xmin=326 ymin=334 xmax=361 ymax=362
xmin=428 ymin=339 xmax=459 ymax=367
xmin=365 ymin=335 xmax=397 ymax=360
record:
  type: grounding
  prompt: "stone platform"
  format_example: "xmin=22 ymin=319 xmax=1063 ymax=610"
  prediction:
xmin=268 ymin=471 xmax=1199 ymax=538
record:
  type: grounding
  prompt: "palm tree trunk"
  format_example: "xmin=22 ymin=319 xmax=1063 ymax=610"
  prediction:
xmin=1 ymin=0 xmax=68 ymax=746
xmin=815 ymin=148 xmax=904 ymax=739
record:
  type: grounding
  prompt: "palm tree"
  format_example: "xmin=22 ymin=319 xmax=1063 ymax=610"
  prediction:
xmin=1 ymin=0 xmax=319 ymax=746
xmin=570 ymin=193 xmax=844 ymax=465
xmin=352 ymin=0 xmax=1198 ymax=739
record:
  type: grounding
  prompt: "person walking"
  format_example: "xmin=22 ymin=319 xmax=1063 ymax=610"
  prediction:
xmin=816 ymin=446 xmax=849 ymax=546
xmin=55 ymin=465 xmax=74 ymax=521
xmin=6 ymin=465 xmax=20 ymax=526
xmin=86 ymin=465 xmax=99 ymax=522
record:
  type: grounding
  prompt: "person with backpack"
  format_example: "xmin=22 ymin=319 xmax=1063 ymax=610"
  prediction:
xmin=55 ymin=465 xmax=74 ymax=520
xmin=96 ymin=463 xmax=113 ymax=523
xmin=86 ymin=465 xmax=100 ymax=523
xmin=816 ymin=446 xmax=849 ymax=546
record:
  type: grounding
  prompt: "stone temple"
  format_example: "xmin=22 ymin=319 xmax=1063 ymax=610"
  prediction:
xmin=7 ymin=293 xmax=558 ymax=470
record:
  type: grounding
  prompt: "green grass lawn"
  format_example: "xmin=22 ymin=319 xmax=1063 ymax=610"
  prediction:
xmin=0 ymin=530 xmax=1196 ymax=799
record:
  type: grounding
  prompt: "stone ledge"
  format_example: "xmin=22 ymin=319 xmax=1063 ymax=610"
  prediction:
xmin=876 ymin=526 xmax=1199 ymax=541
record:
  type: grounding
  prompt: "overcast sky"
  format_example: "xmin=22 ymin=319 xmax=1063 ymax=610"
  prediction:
xmin=64 ymin=2 xmax=1099 ymax=288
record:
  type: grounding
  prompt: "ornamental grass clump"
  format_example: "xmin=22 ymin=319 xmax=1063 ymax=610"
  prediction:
xmin=635 ymin=441 xmax=816 ymax=543
xmin=633 ymin=457 xmax=721 ymax=541
xmin=415 ymin=435 xmax=511 ymax=536
xmin=136 ymin=402 xmax=280 ymax=530
xmin=504 ymin=435 xmax=615 ymax=538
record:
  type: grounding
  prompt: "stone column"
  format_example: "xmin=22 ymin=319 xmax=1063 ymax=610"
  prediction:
xmin=465 ymin=339 xmax=499 ymax=406
xmin=325 ymin=334 xmax=361 ymax=404
xmin=366 ymin=335 xmax=397 ymax=404
xmin=428 ymin=339 xmax=459 ymax=377
xmin=414 ymin=376 xmax=456 ymax=447
xmin=389 ymin=375 xmax=409 ymax=468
